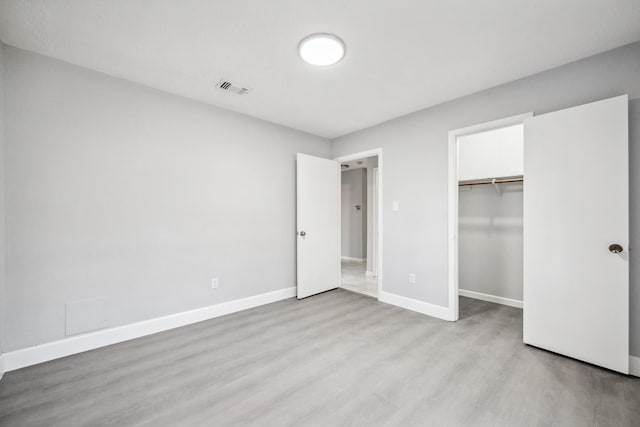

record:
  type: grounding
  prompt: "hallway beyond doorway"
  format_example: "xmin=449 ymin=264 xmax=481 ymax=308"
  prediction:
xmin=341 ymin=260 xmax=377 ymax=298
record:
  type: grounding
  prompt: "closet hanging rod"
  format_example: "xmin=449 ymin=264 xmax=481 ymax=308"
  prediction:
xmin=458 ymin=176 xmax=524 ymax=187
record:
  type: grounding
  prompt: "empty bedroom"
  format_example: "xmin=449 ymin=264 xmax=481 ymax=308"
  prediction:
xmin=0 ymin=1 xmax=639 ymax=426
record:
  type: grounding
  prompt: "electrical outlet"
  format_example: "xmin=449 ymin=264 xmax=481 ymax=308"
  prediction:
xmin=408 ymin=273 xmax=416 ymax=284
xmin=211 ymin=277 xmax=219 ymax=289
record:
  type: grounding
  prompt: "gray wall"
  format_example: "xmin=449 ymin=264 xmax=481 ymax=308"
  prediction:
xmin=341 ymin=168 xmax=366 ymax=259
xmin=3 ymin=46 xmax=330 ymax=352
xmin=331 ymin=41 xmax=640 ymax=356
xmin=459 ymin=183 xmax=523 ymax=301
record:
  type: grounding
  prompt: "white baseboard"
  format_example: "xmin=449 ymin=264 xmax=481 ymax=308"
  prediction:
xmin=365 ymin=271 xmax=377 ymax=278
xmin=3 ymin=287 xmax=296 ymax=372
xmin=341 ymin=256 xmax=365 ymax=262
xmin=458 ymin=289 xmax=523 ymax=309
xmin=1 ymin=285 xmax=634 ymax=378
xmin=631 ymin=355 xmax=640 ymax=377
xmin=379 ymin=291 xmax=450 ymax=321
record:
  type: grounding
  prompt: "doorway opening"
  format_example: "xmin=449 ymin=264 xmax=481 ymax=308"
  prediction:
xmin=447 ymin=113 xmax=531 ymax=321
xmin=335 ymin=149 xmax=382 ymax=299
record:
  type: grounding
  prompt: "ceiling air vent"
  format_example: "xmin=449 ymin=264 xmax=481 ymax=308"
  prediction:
xmin=216 ymin=79 xmax=251 ymax=95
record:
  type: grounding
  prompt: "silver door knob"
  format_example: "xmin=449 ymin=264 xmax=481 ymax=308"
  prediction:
xmin=609 ymin=244 xmax=623 ymax=253
xmin=299 ymin=231 xmax=306 ymax=237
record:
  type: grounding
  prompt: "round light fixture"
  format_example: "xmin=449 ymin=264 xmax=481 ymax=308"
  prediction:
xmin=298 ymin=33 xmax=346 ymax=66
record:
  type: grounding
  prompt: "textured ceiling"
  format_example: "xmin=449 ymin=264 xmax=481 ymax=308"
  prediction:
xmin=1 ymin=0 xmax=639 ymax=138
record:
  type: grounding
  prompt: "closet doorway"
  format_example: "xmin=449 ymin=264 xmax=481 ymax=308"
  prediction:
xmin=447 ymin=113 xmax=532 ymax=321
xmin=335 ymin=149 xmax=382 ymax=299
xmin=446 ymin=96 xmax=629 ymax=374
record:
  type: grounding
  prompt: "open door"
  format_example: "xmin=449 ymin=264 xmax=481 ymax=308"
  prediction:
xmin=296 ymin=153 xmax=340 ymax=299
xmin=523 ymin=95 xmax=629 ymax=373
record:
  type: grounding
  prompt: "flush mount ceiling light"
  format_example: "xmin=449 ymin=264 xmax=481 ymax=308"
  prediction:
xmin=298 ymin=33 xmax=346 ymax=66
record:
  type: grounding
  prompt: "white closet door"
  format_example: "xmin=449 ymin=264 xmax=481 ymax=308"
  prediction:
xmin=296 ymin=153 xmax=340 ymax=299
xmin=523 ymin=95 xmax=629 ymax=373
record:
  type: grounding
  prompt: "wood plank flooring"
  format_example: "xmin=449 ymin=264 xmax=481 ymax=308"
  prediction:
xmin=0 ymin=290 xmax=638 ymax=426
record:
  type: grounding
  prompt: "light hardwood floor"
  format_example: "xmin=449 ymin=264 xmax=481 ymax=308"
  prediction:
xmin=0 ymin=290 xmax=638 ymax=426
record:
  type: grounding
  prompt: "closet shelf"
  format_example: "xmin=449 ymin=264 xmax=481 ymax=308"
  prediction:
xmin=458 ymin=176 xmax=523 ymax=187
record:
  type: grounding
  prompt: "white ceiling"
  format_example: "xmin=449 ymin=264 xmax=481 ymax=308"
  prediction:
xmin=1 ymin=1 xmax=639 ymax=139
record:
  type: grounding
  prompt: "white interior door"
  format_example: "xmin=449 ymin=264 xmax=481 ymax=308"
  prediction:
xmin=523 ymin=95 xmax=629 ymax=373
xmin=296 ymin=153 xmax=340 ymax=299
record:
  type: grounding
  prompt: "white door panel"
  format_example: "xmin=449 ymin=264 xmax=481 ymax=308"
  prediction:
xmin=296 ymin=153 xmax=340 ymax=299
xmin=523 ymin=95 xmax=629 ymax=373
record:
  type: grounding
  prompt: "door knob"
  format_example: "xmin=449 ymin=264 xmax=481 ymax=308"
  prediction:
xmin=299 ymin=231 xmax=306 ymax=237
xmin=608 ymin=243 xmax=623 ymax=253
